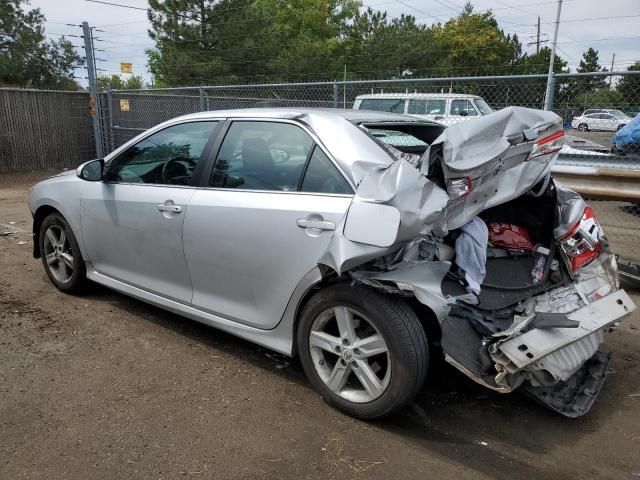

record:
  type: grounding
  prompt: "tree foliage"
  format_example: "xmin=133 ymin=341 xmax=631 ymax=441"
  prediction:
xmin=97 ymin=74 xmax=145 ymax=90
xmin=0 ymin=0 xmax=82 ymax=88
xmin=144 ymin=0 xmax=639 ymax=115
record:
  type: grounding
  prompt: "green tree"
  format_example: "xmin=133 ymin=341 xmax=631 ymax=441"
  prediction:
xmin=97 ymin=74 xmax=145 ymax=90
xmin=0 ymin=0 xmax=82 ymax=88
xmin=576 ymin=47 xmax=607 ymax=89
xmin=617 ymin=61 xmax=640 ymax=110
xmin=429 ymin=3 xmax=520 ymax=76
xmin=342 ymin=8 xmax=433 ymax=79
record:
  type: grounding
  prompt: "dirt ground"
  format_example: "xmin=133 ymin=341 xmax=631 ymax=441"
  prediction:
xmin=1 ymin=171 xmax=640 ymax=480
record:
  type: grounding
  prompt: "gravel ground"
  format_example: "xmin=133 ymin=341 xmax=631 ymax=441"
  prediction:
xmin=1 ymin=171 xmax=640 ymax=480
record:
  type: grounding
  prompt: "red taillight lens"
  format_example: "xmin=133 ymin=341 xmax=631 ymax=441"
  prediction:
xmin=528 ymin=130 xmax=565 ymax=160
xmin=560 ymin=206 xmax=602 ymax=271
xmin=447 ymin=176 xmax=472 ymax=199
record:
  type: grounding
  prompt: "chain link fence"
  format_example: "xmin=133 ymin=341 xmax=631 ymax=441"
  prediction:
xmin=0 ymin=88 xmax=96 ymax=174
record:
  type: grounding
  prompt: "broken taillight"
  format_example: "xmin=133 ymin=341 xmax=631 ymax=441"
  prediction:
xmin=447 ymin=176 xmax=472 ymax=199
xmin=528 ymin=130 xmax=565 ymax=160
xmin=559 ymin=206 xmax=602 ymax=271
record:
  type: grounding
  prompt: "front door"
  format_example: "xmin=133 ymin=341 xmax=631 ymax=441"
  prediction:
xmin=81 ymin=121 xmax=219 ymax=303
xmin=183 ymin=120 xmax=354 ymax=329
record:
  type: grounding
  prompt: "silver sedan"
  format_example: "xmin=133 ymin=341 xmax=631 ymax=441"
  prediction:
xmin=29 ymin=108 xmax=635 ymax=419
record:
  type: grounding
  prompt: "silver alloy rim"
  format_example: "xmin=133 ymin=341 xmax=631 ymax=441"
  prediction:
xmin=43 ymin=225 xmax=74 ymax=283
xmin=309 ymin=306 xmax=391 ymax=403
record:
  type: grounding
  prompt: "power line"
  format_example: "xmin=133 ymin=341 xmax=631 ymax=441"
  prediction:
xmin=84 ymin=0 xmax=147 ymax=11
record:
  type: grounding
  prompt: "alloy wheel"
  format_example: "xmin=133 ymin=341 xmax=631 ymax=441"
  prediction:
xmin=43 ymin=225 xmax=74 ymax=283
xmin=309 ymin=306 xmax=391 ymax=403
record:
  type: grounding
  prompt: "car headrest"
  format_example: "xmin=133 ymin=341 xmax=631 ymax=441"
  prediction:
xmin=241 ymin=138 xmax=274 ymax=172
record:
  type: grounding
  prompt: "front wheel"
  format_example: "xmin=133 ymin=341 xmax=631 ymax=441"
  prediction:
xmin=578 ymin=123 xmax=589 ymax=132
xmin=297 ymin=284 xmax=428 ymax=419
xmin=39 ymin=212 xmax=87 ymax=293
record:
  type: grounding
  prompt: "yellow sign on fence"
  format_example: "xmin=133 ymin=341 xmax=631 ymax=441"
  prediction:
xmin=120 ymin=62 xmax=133 ymax=74
xmin=120 ymin=99 xmax=130 ymax=112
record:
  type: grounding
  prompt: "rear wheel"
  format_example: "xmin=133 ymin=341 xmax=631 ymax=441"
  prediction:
xmin=39 ymin=213 xmax=87 ymax=293
xmin=297 ymin=284 xmax=428 ymax=419
xmin=578 ymin=123 xmax=588 ymax=132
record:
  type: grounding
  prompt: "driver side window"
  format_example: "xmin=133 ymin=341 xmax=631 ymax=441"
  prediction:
xmin=210 ymin=121 xmax=314 ymax=191
xmin=105 ymin=121 xmax=217 ymax=185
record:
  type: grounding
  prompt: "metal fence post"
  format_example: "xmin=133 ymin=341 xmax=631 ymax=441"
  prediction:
xmin=82 ymin=21 xmax=104 ymax=158
xmin=199 ymin=87 xmax=205 ymax=111
xmin=333 ymin=81 xmax=339 ymax=108
xmin=106 ymin=86 xmax=115 ymax=153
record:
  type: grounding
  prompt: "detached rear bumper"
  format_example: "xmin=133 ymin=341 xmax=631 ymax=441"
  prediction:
xmin=492 ymin=289 xmax=634 ymax=376
xmin=442 ymin=288 xmax=635 ymax=417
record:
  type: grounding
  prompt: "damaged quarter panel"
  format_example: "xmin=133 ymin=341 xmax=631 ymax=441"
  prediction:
xmin=432 ymin=107 xmax=563 ymax=232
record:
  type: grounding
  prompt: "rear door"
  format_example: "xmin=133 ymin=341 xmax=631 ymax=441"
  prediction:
xmin=183 ymin=120 xmax=354 ymax=329
xmin=81 ymin=121 xmax=219 ymax=302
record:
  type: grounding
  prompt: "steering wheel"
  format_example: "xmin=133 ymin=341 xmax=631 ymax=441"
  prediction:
xmin=161 ymin=157 xmax=194 ymax=185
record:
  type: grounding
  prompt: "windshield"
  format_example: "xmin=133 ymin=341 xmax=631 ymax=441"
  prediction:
xmin=474 ymin=98 xmax=493 ymax=115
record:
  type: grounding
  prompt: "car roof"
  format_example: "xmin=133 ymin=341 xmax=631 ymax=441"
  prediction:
xmin=106 ymin=108 xmax=444 ymax=186
xmin=355 ymin=93 xmax=481 ymax=100
xmin=172 ymin=107 xmax=438 ymax=124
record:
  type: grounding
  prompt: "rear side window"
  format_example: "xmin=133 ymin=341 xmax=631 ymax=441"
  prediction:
xmin=210 ymin=121 xmax=313 ymax=191
xmin=358 ymin=98 xmax=405 ymax=114
xmin=301 ymin=147 xmax=352 ymax=194
xmin=451 ymin=99 xmax=478 ymax=116
xmin=427 ymin=99 xmax=446 ymax=115
xmin=407 ymin=100 xmax=427 ymax=114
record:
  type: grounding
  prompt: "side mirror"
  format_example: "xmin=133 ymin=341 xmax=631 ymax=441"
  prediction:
xmin=76 ymin=159 xmax=104 ymax=182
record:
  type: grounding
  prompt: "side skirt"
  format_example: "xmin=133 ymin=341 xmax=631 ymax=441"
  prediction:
xmin=85 ymin=266 xmax=310 ymax=356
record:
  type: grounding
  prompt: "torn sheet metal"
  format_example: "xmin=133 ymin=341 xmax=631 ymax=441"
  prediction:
xmin=430 ymin=106 xmax=563 ymax=233
xmin=319 ymin=107 xmax=563 ymax=276
xmin=318 ymin=159 xmax=449 ymax=274
xmin=350 ymin=261 xmax=452 ymax=319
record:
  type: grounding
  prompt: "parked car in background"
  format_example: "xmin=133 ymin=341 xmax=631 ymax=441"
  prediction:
xmin=28 ymin=107 xmax=635 ymax=420
xmin=571 ymin=111 xmax=631 ymax=132
xmin=353 ymin=93 xmax=493 ymax=125
xmin=581 ymin=108 xmax=628 ymax=117
xmin=612 ymin=113 xmax=640 ymax=155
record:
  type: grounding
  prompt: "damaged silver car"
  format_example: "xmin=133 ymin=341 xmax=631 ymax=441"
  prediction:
xmin=28 ymin=107 xmax=636 ymax=419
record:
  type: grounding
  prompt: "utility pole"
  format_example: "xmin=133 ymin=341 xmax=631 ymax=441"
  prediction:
xmin=526 ymin=17 xmax=547 ymax=54
xmin=609 ymin=53 xmax=616 ymax=90
xmin=82 ymin=21 xmax=104 ymax=158
xmin=543 ymin=0 xmax=562 ymax=111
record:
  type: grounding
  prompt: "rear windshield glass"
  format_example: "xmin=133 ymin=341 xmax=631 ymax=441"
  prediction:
xmin=358 ymin=98 xmax=405 ymax=113
xmin=360 ymin=123 xmax=445 ymax=165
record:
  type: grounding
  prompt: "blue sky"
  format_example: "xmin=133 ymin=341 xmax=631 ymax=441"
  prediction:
xmin=33 ymin=0 xmax=640 ymax=86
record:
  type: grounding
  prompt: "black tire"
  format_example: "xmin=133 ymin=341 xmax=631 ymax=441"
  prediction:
xmin=297 ymin=284 xmax=428 ymax=419
xmin=578 ymin=123 xmax=588 ymax=132
xmin=39 ymin=212 xmax=87 ymax=293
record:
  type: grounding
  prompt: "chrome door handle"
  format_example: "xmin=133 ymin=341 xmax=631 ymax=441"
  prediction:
xmin=157 ymin=203 xmax=182 ymax=213
xmin=296 ymin=218 xmax=336 ymax=231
